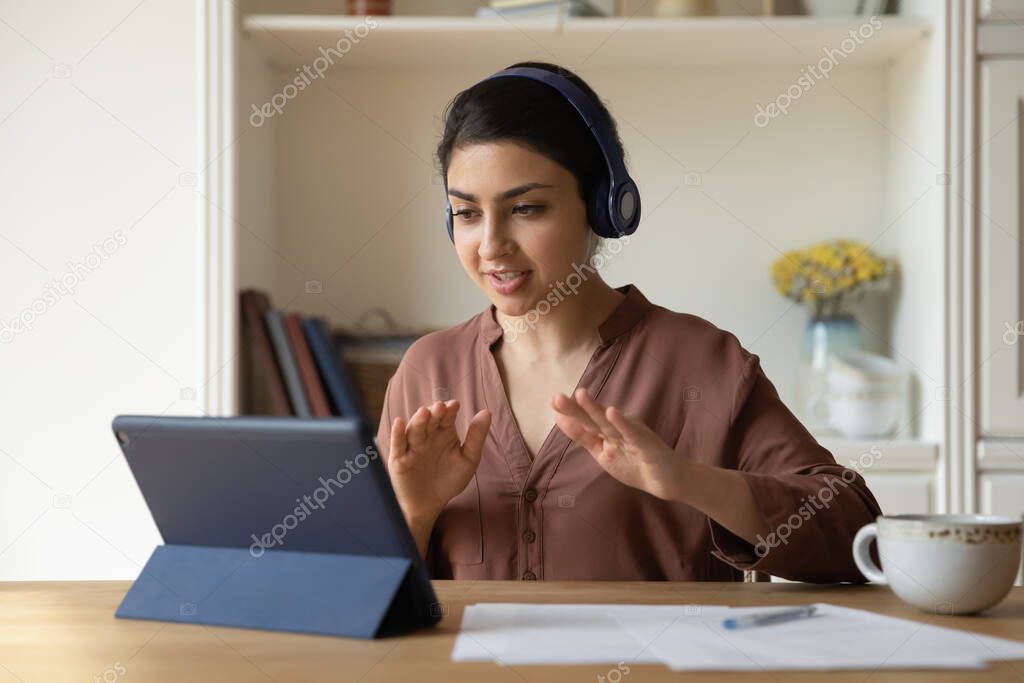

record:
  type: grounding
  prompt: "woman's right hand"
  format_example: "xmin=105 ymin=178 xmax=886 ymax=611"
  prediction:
xmin=386 ymin=399 xmax=491 ymax=524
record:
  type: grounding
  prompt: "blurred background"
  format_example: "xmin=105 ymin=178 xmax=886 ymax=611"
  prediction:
xmin=1 ymin=0 xmax=1022 ymax=580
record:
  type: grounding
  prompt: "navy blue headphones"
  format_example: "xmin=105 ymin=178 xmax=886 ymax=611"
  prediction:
xmin=444 ymin=66 xmax=641 ymax=242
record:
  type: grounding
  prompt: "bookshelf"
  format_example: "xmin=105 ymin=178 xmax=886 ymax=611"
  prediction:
xmin=203 ymin=0 xmax=951 ymax=514
xmin=243 ymin=14 xmax=932 ymax=68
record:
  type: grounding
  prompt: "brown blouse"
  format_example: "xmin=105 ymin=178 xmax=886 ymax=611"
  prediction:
xmin=376 ymin=283 xmax=882 ymax=583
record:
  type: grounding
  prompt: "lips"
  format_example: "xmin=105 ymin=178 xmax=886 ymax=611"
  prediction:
xmin=485 ymin=270 xmax=531 ymax=295
xmin=491 ymin=271 xmax=525 ymax=281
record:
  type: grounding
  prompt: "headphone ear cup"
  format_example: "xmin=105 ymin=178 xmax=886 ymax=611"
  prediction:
xmin=589 ymin=176 xmax=614 ymax=238
xmin=613 ymin=182 xmax=640 ymax=237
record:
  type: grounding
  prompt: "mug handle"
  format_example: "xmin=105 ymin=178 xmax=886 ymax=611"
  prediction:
xmin=852 ymin=523 xmax=887 ymax=584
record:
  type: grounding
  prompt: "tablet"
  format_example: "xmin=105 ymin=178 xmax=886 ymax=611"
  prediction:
xmin=111 ymin=414 xmax=440 ymax=634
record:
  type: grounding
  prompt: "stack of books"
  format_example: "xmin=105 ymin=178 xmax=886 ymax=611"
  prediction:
xmin=476 ymin=0 xmax=609 ymax=19
xmin=239 ymin=289 xmax=370 ymax=422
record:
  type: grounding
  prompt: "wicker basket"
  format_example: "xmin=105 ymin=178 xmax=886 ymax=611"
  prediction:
xmin=333 ymin=307 xmax=439 ymax=431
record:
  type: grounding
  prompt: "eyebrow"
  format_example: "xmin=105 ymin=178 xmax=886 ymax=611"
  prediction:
xmin=446 ymin=182 xmax=554 ymax=203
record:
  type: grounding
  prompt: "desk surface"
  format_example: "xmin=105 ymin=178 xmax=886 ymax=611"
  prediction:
xmin=1 ymin=580 xmax=1022 ymax=682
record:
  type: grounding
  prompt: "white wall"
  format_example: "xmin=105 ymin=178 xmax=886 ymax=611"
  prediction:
xmin=242 ymin=63 xmax=893 ymax=412
xmin=0 ymin=0 xmax=199 ymax=580
xmin=0 ymin=0 xmax=946 ymax=580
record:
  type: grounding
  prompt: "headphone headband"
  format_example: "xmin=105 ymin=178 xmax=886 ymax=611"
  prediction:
xmin=445 ymin=66 xmax=641 ymax=242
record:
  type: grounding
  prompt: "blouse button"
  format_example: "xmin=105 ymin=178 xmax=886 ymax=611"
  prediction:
xmin=523 ymin=530 xmax=536 ymax=543
xmin=524 ymin=488 xmax=538 ymax=502
xmin=522 ymin=570 xmax=537 ymax=581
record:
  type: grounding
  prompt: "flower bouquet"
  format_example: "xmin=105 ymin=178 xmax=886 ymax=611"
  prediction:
xmin=771 ymin=239 xmax=895 ymax=320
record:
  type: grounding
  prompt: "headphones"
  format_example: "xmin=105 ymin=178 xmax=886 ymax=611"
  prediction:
xmin=444 ymin=66 xmax=641 ymax=242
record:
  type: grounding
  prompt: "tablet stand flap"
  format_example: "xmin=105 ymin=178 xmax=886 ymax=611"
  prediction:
xmin=116 ymin=544 xmax=418 ymax=639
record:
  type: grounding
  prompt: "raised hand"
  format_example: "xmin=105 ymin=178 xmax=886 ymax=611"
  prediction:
xmin=551 ymin=388 xmax=684 ymax=501
xmin=386 ymin=399 xmax=491 ymax=522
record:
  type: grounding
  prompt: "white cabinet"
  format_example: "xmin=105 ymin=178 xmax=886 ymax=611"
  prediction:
xmin=978 ymin=473 xmax=1024 ymax=520
xmin=976 ymin=452 xmax=1024 ymax=584
xmin=862 ymin=473 xmax=936 ymax=515
xmin=978 ymin=0 xmax=1024 ymax=20
xmin=976 ymin=443 xmax=1024 ymax=516
xmin=818 ymin=440 xmax=938 ymax=515
xmin=978 ymin=59 xmax=1024 ymax=437
xmin=970 ymin=18 xmax=1024 ymax=585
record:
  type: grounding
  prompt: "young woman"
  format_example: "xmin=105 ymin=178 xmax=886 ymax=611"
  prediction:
xmin=376 ymin=62 xmax=882 ymax=583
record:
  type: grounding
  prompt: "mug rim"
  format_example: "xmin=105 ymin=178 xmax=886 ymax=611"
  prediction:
xmin=877 ymin=513 xmax=1023 ymax=528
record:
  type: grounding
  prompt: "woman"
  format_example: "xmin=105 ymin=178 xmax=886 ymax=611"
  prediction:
xmin=376 ymin=61 xmax=882 ymax=583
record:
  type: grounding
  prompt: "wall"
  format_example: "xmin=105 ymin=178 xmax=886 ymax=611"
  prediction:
xmin=0 ymin=0 xmax=198 ymax=580
xmin=242 ymin=62 xmax=893 ymax=413
xmin=0 ymin=0 xmax=944 ymax=580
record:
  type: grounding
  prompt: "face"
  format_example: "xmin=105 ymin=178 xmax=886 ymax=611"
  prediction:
xmin=447 ymin=141 xmax=593 ymax=317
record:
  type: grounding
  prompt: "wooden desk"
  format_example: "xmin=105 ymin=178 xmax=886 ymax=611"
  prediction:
xmin=1 ymin=580 xmax=1022 ymax=682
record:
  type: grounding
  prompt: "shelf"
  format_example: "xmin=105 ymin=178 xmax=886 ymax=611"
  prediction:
xmin=242 ymin=14 xmax=933 ymax=68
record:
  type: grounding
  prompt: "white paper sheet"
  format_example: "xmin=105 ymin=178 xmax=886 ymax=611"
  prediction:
xmin=613 ymin=602 xmax=1024 ymax=671
xmin=452 ymin=603 xmax=729 ymax=665
xmin=452 ymin=601 xmax=1024 ymax=671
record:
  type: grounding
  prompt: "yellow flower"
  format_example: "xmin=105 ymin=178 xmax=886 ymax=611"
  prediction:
xmin=771 ymin=239 xmax=893 ymax=311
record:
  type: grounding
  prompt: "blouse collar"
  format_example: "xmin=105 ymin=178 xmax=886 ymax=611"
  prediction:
xmin=478 ymin=283 xmax=652 ymax=350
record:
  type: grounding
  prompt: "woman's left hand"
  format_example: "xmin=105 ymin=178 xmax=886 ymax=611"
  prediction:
xmin=551 ymin=388 xmax=688 ymax=501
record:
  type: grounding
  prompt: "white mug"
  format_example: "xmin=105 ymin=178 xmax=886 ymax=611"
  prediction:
xmin=853 ymin=514 xmax=1023 ymax=614
xmin=809 ymin=350 xmax=906 ymax=438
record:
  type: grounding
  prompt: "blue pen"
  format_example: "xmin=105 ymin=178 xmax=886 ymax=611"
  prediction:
xmin=721 ymin=605 xmax=817 ymax=630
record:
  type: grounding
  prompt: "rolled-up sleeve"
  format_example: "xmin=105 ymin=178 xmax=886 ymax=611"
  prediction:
xmin=703 ymin=353 xmax=883 ymax=583
xmin=374 ymin=363 xmax=443 ymax=576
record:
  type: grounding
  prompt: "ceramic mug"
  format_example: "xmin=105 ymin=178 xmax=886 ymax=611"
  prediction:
xmin=853 ymin=514 xmax=1024 ymax=614
xmin=809 ymin=350 xmax=906 ymax=438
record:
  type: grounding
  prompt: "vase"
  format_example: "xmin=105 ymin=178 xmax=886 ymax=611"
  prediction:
xmin=803 ymin=315 xmax=861 ymax=365
xmin=796 ymin=315 xmax=862 ymax=432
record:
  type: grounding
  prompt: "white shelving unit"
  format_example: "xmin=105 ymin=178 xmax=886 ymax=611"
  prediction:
xmin=204 ymin=0 xmax=956 ymax=517
xmin=243 ymin=14 xmax=933 ymax=67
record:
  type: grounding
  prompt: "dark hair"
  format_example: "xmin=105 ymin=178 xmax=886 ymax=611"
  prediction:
xmin=436 ymin=61 xmax=626 ymax=233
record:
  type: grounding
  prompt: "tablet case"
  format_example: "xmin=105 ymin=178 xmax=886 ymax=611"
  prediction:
xmin=116 ymin=546 xmax=428 ymax=638
xmin=111 ymin=415 xmax=441 ymax=639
